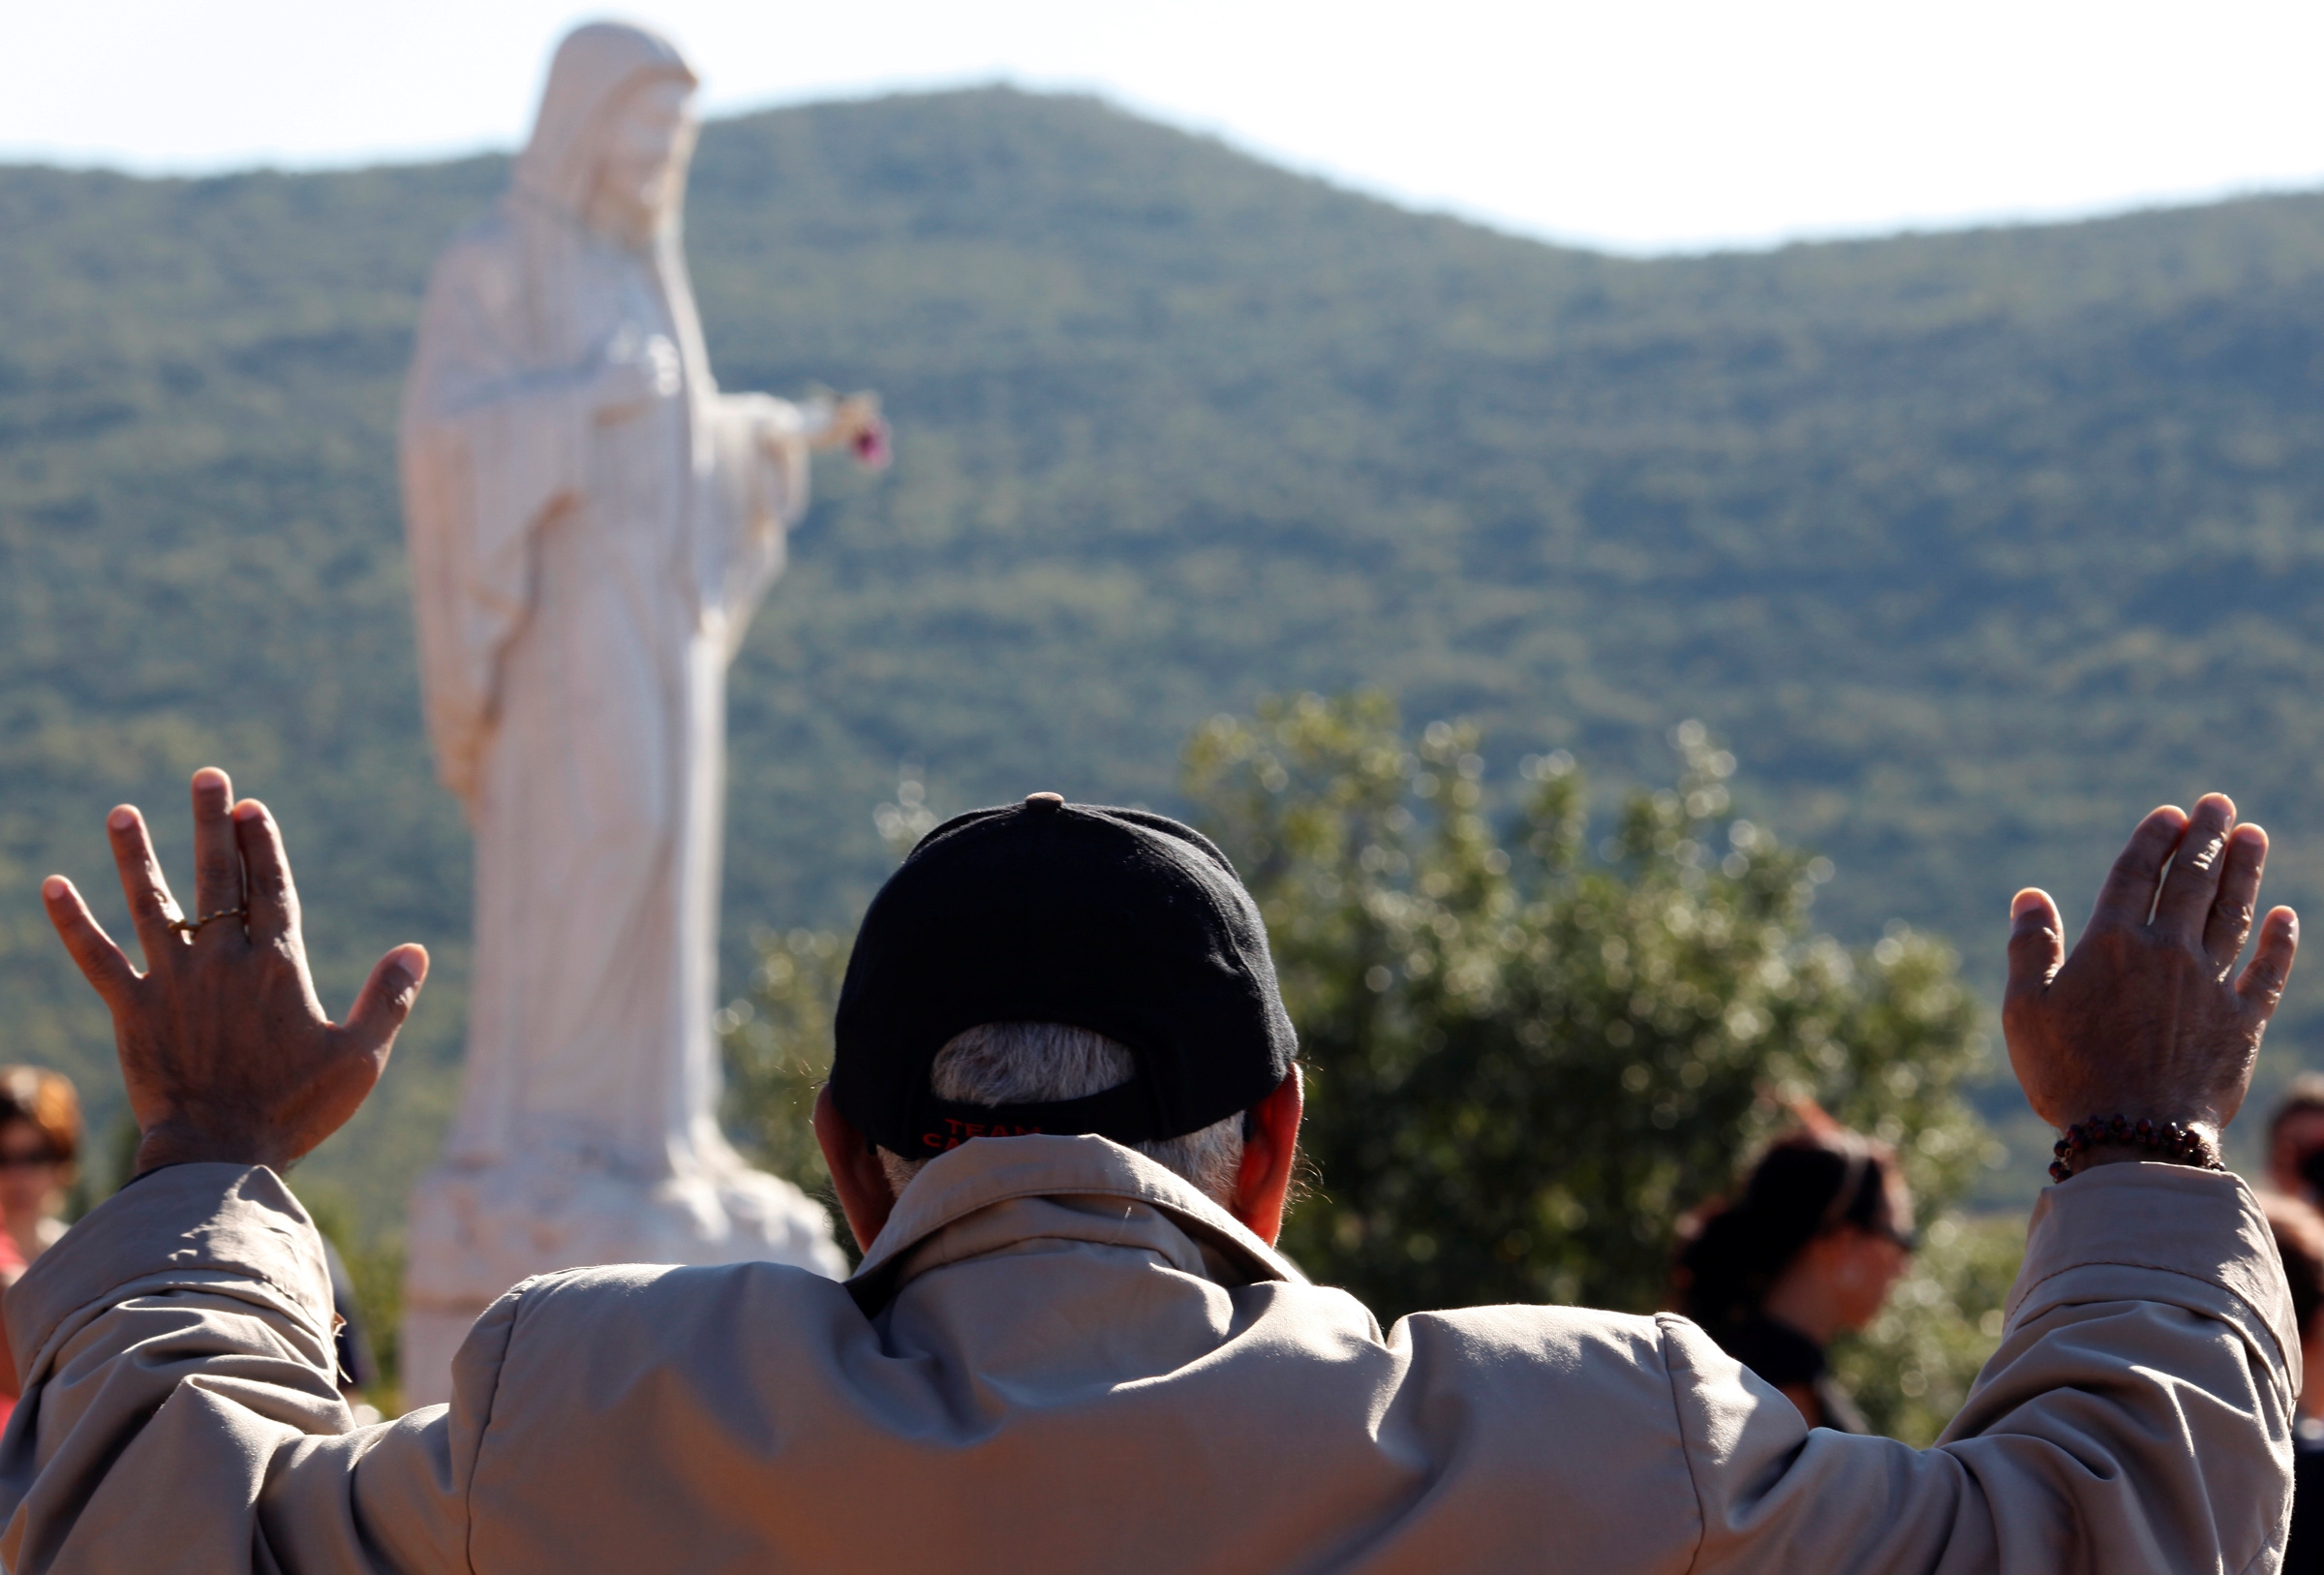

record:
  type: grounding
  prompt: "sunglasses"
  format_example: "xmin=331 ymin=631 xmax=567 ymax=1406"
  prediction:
xmin=0 ymin=1152 xmax=62 ymax=1171
xmin=1820 ymin=1141 xmax=1916 ymax=1253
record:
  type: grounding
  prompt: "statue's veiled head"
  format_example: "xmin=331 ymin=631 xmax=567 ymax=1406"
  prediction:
xmin=516 ymin=22 xmax=700 ymax=245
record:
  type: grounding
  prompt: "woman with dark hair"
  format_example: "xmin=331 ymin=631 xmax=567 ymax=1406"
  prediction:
xmin=1673 ymin=1118 xmax=1917 ymax=1432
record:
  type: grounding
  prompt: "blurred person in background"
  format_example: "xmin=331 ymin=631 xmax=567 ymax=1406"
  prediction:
xmin=0 ymin=1067 xmax=78 ymax=1264
xmin=0 ymin=1229 xmax=20 ymax=1423
xmin=2266 ymin=1192 xmax=2324 ymax=1572
xmin=2269 ymin=1073 xmax=2324 ymax=1202
xmin=0 ymin=1065 xmax=69 ymax=1422
xmin=1673 ymin=1111 xmax=1916 ymax=1432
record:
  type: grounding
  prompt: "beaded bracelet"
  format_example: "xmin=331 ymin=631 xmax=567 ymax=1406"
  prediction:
xmin=2049 ymin=1114 xmax=2226 ymax=1184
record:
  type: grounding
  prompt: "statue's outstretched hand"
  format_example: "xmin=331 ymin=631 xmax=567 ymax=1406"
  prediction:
xmin=42 ymin=768 xmax=427 ymax=1178
xmin=812 ymin=391 xmax=884 ymax=452
xmin=2003 ymin=792 xmax=2296 ymax=1155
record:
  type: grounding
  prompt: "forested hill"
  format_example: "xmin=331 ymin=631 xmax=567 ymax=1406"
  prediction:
xmin=8 ymin=87 xmax=2324 ymax=1220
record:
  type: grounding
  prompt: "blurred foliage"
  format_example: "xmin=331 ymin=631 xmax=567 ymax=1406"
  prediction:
xmin=1183 ymin=693 xmax=1998 ymax=1321
xmin=1831 ymin=1212 xmax=2027 ymax=1447
xmin=719 ymin=925 xmax=850 ymax=1239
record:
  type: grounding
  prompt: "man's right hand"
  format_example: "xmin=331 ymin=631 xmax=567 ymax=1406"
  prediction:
xmin=2003 ymin=793 xmax=2297 ymax=1150
xmin=41 ymin=767 xmax=427 ymax=1177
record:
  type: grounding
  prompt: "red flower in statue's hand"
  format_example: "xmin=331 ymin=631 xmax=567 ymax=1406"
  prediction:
xmin=853 ymin=413 xmax=893 ymax=471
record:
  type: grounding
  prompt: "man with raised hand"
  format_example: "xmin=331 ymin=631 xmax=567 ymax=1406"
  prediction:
xmin=5 ymin=770 xmax=2302 ymax=1573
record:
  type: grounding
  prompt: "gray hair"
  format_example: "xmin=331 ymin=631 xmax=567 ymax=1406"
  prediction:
xmin=877 ymin=1022 xmax=1245 ymax=1207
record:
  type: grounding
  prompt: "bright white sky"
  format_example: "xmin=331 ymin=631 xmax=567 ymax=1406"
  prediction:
xmin=4 ymin=1 xmax=2320 ymax=255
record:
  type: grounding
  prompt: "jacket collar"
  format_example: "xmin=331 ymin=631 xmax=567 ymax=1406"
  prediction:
xmin=844 ymin=1133 xmax=1305 ymax=1314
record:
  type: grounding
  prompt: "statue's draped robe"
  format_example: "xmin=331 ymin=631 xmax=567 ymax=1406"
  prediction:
xmin=401 ymin=30 xmax=811 ymax=1193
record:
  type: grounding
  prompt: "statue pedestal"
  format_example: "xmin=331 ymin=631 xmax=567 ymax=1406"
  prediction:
xmin=400 ymin=1147 xmax=845 ymax=1406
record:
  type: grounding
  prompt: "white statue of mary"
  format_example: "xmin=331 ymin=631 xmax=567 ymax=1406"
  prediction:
xmin=398 ymin=21 xmax=861 ymax=1405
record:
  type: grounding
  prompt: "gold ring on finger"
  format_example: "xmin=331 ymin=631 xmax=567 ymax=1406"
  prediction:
xmin=169 ymin=907 xmax=248 ymax=937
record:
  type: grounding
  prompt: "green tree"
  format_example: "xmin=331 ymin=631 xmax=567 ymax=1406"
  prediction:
xmin=719 ymin=925 xmax=852 ymax=1254
xmin=718 ymin=772 xmax=937 ymax=1262
xmin=1182 ymin=693 xmax=1998 ymax=1329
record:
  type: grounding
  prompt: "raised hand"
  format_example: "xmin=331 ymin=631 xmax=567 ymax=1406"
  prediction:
xmin=40 ymin=767 xmax=427 ymax=1178
xmin=2003 ymin=793 xmax=2297 ymax=1153
xmin=810 ymin=391 xmax=885 ymax=455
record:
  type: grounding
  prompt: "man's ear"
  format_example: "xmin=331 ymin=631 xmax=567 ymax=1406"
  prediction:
xmin=813 ymin=1084 xmax=896 ymax=1252
xmin=1229 ymin=1066 xmax=1303 ymax=1246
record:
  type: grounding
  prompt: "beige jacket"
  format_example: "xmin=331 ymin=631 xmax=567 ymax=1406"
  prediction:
xmin=0 ymin=1136 xmax=2297 ymax=1574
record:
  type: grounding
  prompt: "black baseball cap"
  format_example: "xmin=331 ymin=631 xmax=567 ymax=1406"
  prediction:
xmin=831 ymin=792 xmax=1299 ymax=1160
